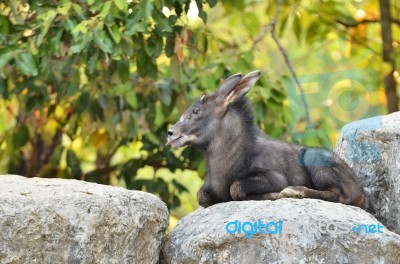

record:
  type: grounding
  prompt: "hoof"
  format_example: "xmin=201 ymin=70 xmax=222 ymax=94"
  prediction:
xmin=278 ymin=186 xmax=305 ymax=199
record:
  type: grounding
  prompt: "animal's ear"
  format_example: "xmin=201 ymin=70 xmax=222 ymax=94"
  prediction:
xmin=223 ymin=70 xmax=261 ymax=105
xmin=217 ymin=73 xmax=243 ymax=98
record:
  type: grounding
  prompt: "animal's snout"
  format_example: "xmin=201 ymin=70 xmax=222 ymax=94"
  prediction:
xmin=166 ymin=122 xmax=187 ymax=147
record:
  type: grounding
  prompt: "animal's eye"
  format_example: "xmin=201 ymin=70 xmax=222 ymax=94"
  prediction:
xmin=192 ymin=108 xmax=200 ymax=115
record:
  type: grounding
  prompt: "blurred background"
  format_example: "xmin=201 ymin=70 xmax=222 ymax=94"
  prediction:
xmin=0 ymin=0 xmax=398 ymax=227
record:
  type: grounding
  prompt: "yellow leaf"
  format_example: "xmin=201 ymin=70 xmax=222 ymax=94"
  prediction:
xmin=79 ymin=64 xmax=88 ymax=88
xmin=90 ymin=129 xmax=108 ymax=148
xmin=43 ymin=119 xmax=58 ymax=145
xmin=71 ymin=137 xmax=83 ymax=154
xmin=55 ymin=105 xmax=65 ymax=120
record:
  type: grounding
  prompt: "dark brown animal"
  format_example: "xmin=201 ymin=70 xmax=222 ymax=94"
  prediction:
xmin=166 ymin=71 xmax=370 ymax=211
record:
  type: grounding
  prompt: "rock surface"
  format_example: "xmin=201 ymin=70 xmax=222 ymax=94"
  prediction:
xmin=0 ymin=175 xmax=168 ymax=264
xmin=334 ymin=111 xmax=400 ymax=234
xmin=162 ymin=199 xmax=400 ymax=264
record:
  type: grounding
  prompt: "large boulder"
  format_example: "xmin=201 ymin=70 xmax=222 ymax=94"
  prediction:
xmin=0 ymin=175 xmax=168 ymax=264
xmin=334 ymin=112 xmax=400 ymax=234
xmin=162 ymin=199 xmax=400 ymax=264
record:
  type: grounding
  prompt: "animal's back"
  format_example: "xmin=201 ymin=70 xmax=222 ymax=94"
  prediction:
xmin=251 ymin=133 xmax=313 ymax=187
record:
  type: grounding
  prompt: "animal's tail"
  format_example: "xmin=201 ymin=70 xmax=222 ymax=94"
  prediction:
xmin=362 ymin=188 xmax=374 ymax=214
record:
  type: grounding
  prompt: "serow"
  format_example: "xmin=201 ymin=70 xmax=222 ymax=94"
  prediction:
xmin=166 ymin=71 xmax=370 ymax=211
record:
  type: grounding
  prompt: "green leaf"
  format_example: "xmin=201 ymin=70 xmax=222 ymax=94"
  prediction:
xmin=125 ymin=22 xmax=146 ymax=36
xmin=73 ymin=20 xmax=90 ymax=34
xmin=16 ymin=53 xmax=38 ymax=76
xmin=64 ymin=18 xmax=76 ymax=31
xmin=125 ymin=7 xmax=146 ymax=36
xmin=146 ymin=132 xmax=160 ymax=145
xmin=72 ymin=3 xmax=83 ymax=15
xmin=74 ymin=92 xmax=90 ymax=113
xmin=66 ymin=149 xmax=82 ymax=178
xmin=302 ymin=130 xmax=320 ymax=147
xmin=279 ymin=14 xmax=289 ymax=37
xmin=171 ymin=195 xmax=181 ymax=209
xmin=121 ymin=38 xmax=134 ymax=56
xmin=155 ymin=78 xmax=173 ymax=106
xmin=140 ymin=0 xmax=154 ymax=22
xmin=223 ymin=0 xmax=244 ymax=11
xmin=107 ymin=24 xmax=121 ymax=44
xmin=50 ymin=30 xmax=63 ymax=55
xmin=306 ymin=19 xmax=320 ymax=44
xmin=13 ymin=125 xmax=30 ymax=149
xmin=88 ymin=99 xmax=104 ymax=121
xmin=153 ymin=11 xmax=173 ymax=32
xmin=207 ymin=0 xmax=217 ymax=7
xmin=125 ymin=91 xmax=138 ymax=109
xmin=146 ymin=34 xmax=163 ymax=57
xmin=109 ymin=83 xmax=130 ymax=95
xmin=293 ymin=13 xmax=302 ymax=42
xmin=0 ymin=46 xmax=17 ymax=68
xmin=99 ymin=1 xmax=113 ymax=19
xmin=57 ymin=1 xmax=72 ymax=15
xmin=70 ymin=34 xmax=93 ymax=54
xmin=0 ymin=79 xmax=8 ymax=99
xmin=197 ymin=159 xmax=206 ymax=177
xmin=243 ymin=12 xmax=259 ymax=35
xmin=174 ymin=2 xmax=183 ymax=16
xmin=165 ymin=34 xmax=175 ymax=57
xmin=0 ymin=15 xmax=9 ymax=36
xmin=136 ymin=49 xmax=148 ymax=76
xmin=271 ymin=89 xmax=286 ymax=102
xmin=154 ymin=102 xmax=165 ymax=127
xmin=117 ymin=60 xmax=130 ymax=82
xmin=26 ymin=95 xmax=40 ymax=112
xmin=195 ymin=0 xmax=207 ymax=22
xmin=87 ymin=51 xmax=99 ymax=74
xmin=37 ymin=10 xmax=57 ymax=46
xmin=260 ymin=87 xmax=271 ymax=100
xmin=94 ymin=31 xmax=113 ymax=53
xmin=113 ymin=0 xmax=128 ymax=10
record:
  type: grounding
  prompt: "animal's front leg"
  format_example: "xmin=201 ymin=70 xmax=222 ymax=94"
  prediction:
xmin=197 ymin=185 xmax=219 ymax=208
xmin=229 ymin=172 xmax=287 ymax=201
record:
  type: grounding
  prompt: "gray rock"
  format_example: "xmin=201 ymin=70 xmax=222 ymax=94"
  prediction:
xmin=334 ymin=112 xmax=400 ymax=234
xmin=162 ymin=199 xmax=400 ymax=264
xmin=0 ymin=175 xmax=168 ymax=264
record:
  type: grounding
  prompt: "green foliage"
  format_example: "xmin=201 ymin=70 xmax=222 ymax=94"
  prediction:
xmin=0 ymin=0 xmax=220 ymax=210
xmin=0 ymin=0 xmax=396 ymax=216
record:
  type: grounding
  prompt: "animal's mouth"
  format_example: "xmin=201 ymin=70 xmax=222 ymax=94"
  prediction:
xmin=166 ymin=135 xmax=184 ymax=146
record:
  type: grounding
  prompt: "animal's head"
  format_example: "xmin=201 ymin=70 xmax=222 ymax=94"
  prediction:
xmin=166 ymin=70 xmax=261 ymax=149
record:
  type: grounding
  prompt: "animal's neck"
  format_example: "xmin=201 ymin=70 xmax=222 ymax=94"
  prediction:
xmin=205 ymin=105 xmax=257 ymax=179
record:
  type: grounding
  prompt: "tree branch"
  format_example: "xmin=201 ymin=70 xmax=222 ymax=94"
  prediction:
xmin=379 ymin=0 xmax=399 ymax=113
xmin=252 ymin=1 xmax=281 ymax=49
xmin=314 ymin=14 xmax=383 ymax=56
xmin=336 ymin=18 xmax=400 ymax=27
xmin=253 ymin=0 xmax=312 ymax=128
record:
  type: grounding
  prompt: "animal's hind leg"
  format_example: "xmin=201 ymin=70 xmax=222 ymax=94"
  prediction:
xmin=278 ymin=186 xmax=347 ymax=203
xmin=282 ymin=148 xmax=367 ymax=208
xmin=230 ymin=171 xmax=288 ymax=201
